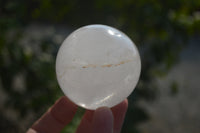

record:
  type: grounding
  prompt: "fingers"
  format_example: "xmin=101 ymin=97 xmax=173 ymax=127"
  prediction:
xmin=76 ymin=99 xmax=128 ymax=133
xmin=29 ymin=97 xmax=128 ymax=133
xmin=111 ymin=99 xmax=128 ymax=133
xmin=76 ymin=110 xmax=94 ymax=133
xmin=26 ymin=129 xmax=37 ymax=133
xmin=30 ymin=96 xmax=78 ymax=133
xmin=92 ymin=107 xmax=113 ymax=133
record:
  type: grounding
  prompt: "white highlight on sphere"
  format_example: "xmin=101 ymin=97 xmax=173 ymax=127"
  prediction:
xmin=56 ymin=24 xmax=141 ymax=110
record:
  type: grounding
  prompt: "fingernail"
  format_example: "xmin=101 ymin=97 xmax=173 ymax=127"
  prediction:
xmin=92 ymin=107 xmax=113 ymax=133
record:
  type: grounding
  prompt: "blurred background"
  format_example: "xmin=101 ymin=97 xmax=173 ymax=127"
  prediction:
xmin=0 ymin=0 xmax=200 ymax=133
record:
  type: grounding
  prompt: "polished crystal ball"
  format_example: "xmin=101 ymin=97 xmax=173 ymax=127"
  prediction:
xmin=56 ymin=24 xmax=141 ymax=110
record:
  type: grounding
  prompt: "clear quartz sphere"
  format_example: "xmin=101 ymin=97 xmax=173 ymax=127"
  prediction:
xmin=56 ymin=24 xmax=141 ymax=110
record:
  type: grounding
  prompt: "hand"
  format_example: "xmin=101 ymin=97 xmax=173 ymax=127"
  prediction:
xmin=27 ymin=96 xmax=128 ymax=133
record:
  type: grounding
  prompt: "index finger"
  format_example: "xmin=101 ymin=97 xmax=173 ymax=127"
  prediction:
xmin=28 ymin=96 xmax=78 ymax=133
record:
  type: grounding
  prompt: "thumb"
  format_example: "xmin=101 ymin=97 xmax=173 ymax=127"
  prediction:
xmin=92 ymin=107 xmax=113 ymax=133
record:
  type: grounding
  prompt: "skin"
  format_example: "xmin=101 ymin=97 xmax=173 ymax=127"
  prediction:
xmin=27 ymin=96 xmax=128 ymax=133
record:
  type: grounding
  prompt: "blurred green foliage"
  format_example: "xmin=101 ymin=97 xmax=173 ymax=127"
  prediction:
xmin=0 ymin=0 xmax=200 ymax=132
